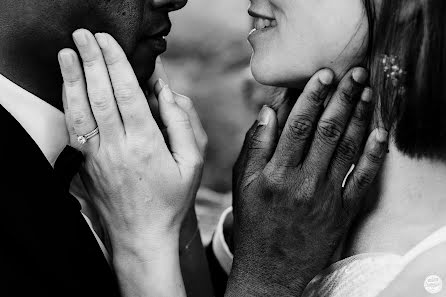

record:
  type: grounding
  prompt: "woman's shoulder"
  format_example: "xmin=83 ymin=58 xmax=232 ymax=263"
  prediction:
xmin=378 ymin=240 xmax=446 ymax=297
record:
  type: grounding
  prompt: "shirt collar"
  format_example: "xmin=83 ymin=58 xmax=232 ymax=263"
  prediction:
xmin=0 ymin=74 xmax=69 ymax=167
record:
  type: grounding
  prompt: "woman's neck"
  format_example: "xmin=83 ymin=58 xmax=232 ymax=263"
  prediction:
xmin=345 ymin=142 xmax=446 ymax=257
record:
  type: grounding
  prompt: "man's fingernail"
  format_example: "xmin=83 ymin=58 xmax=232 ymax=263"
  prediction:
xmin=361 ymin=87 xmax=373 ymax=102
xmin=319 ymin=70 xmax=334 ymax=85
xmin=352 ymin=68 xmax=368 ymax=84
xmin=258 ymin=105 xmax=271 ymax=126
xmin=162 ymin=84 xmax=175 ymax=103
xmin=376 ymin=129 xmax=389 ymax=143
xmin=59 ymin=51 xmax=73 ymax=68
xmin=73 ymin=30 xmax=88 ymax=47
xmin=95 ymin=33 xmax=108 ymax=48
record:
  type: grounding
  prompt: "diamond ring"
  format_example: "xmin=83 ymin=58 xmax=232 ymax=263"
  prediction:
xmin=77 ymin=127 xmax=99 ymax=145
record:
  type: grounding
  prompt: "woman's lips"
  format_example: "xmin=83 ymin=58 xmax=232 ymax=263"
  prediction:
xmin=248 ymin=16 xmax=277 ymax=39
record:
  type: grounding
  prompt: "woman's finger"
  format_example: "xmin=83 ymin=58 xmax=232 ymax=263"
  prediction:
xmin=149 ymin=57 xmax=170 ymax=93
xmin=147 ymin=57 xmax=169 ymax=129
xmin=172 ymin=92 xmax=208 ymax=157
xmin=72 ymin=29 xmax=124 ymax=142
xmin=156 ymin=80 xmax=202 ymax=170
xmin=328 ymin=87 xmax=374 ymax=185
xmin=95 ymin=32 xmax=159 ymax=139
xmin=271 ymin=69 xmax=334 ymax=168
xmin=58 ymin=48 xmax=99 ymax=153
xmin=303 ymin=67 xmax=368 ymax=175
xmin=343 ymin=128 xmax=388 ymax=211
xmin=62 ymin=85 xmax=80 ymax=149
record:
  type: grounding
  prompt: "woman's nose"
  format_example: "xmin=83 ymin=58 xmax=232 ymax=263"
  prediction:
xmin=151 ymin=0 xmax=187 ymax=11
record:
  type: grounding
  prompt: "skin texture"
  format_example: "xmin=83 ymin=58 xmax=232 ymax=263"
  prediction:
xmin=248 ymin=0 xmax=369 ymax=88
xmin=0 ymin=0 xmax=186 ymax=110
xmin=59 ymin=30 xmax=207 ymax=297
xmin=226 ymin=68 xmax=389 ymax=296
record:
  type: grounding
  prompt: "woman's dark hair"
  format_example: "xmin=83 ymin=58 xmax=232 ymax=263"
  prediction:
xmin=368 ymin=0 xmax=446 ymax=159
xmin=276 ymin=0 xmax=446 ymax=160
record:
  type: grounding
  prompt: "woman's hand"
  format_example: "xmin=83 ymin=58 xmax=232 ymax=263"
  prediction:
xmin=58 ymin=29 xmax=207 ymax=297
xmin=226 ymin=68 xmax=388 ymax=297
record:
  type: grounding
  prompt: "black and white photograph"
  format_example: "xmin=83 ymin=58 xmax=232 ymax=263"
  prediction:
xmin=1 ymin=0 xmax=445 ymax=296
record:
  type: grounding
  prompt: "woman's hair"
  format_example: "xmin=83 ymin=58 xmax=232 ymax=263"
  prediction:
xmin=275 ymin=0 xmax=446 ymax=160
xmin=368 ymin=0 xmax=446 ymax=159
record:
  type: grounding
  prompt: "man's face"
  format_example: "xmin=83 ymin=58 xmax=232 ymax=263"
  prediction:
xmin=1 ymin=0 xmax=186 ymax=106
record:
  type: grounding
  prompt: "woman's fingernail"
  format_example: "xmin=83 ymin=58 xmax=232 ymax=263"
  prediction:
xmin=162 ymin=84 xmax=175 ymax=103
xmin=376 ymin=129 xmax=389 ymax=143
xmin=319 ymin=70 xmax=334 ymax=85
xmin=73 ymin=30 xmax=88 ymax=47
xmin=159 ymin=79 xmax=166 ymax=89
xmin=59 ymin=51 xmax=73 ymax=68
xmin=352 ymin=68 xmax=368 ymax=84
xmin=258 ymin=105 xmax=271 ymax=126
xmin=153 ymin=79 xmax=163 ymax=97
xmin=95 ymin=33 xmax=108 ymax=48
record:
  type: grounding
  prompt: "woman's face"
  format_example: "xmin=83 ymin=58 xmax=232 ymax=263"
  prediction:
xmin=248 ymin=0 xmax=369 ymax=88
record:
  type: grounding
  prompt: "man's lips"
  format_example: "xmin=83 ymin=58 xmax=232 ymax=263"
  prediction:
xmin=141 ymin=23 xmax=172 ymax=41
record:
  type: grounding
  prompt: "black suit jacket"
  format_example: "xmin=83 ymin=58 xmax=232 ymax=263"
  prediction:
xmin=0 ymin=103 xmax=216 ymax=297
xmin=0 ymin=105 xmax=120 ymax=297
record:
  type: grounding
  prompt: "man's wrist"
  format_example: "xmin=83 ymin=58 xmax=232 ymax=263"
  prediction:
xmin=225 ymin=254 xmax=307 ymax=297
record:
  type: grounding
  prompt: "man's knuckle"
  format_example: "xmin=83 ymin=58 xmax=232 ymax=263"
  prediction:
xmin=264 ymin=168 xmax=287 ymax=190
xmin=352 ymin=104 xmax=370 ymax=125
xmin=304 ymin=89 xmax=324 ymax=105
xmin=288 ymin=117 xmax=314 ymax=141
xmin=337 ymin=138 xmax=359 ymax=162
xmin=353 ymin=170 xmax=373 ymax=189
xmin=338 ymin=88 xmax=355 ymax=104
xmin=317 ymin=120 xmax=343 ymax=144
xmin=248 ymin=133 xmax=266 ymax=150
xmin=366 ymin=150 xmax=383 ymax=164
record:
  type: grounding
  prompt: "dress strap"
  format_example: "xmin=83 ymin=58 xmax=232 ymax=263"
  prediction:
xmin=402 ymin=225 xmax=446 ymax=265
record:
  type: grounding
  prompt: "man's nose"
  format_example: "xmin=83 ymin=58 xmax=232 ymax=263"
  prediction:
xmin=151 ymin=0 xmax=187 ymax=12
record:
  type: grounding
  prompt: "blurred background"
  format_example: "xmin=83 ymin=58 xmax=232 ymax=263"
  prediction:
xmin=162 ymin=0 xmax=274 ymax=243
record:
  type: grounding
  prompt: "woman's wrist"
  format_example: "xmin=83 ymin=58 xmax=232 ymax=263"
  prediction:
xmin=109 ymin=227 xmax=180 ymax=261
xmin=112 ymin=234 xmax=186 ymax=297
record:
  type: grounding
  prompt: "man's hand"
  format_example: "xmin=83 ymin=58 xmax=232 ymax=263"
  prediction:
xmin=226 ymin=68 xmax=388 ymax=296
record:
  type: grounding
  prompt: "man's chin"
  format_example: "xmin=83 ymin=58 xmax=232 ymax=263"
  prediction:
xmin=130 ymin=43 xmax=160 ymax=91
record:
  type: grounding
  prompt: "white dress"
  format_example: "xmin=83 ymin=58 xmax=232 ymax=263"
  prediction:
xmin=302 ymin=226 xmax=446 ymax=297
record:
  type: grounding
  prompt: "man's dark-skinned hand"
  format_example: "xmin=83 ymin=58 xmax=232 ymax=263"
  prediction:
xmin=225 ymin=68 xmax=388 ymax=297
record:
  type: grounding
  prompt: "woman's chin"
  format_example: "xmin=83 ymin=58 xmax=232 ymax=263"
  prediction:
xmin=250 ymin=62 xmax=309 ymax=89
